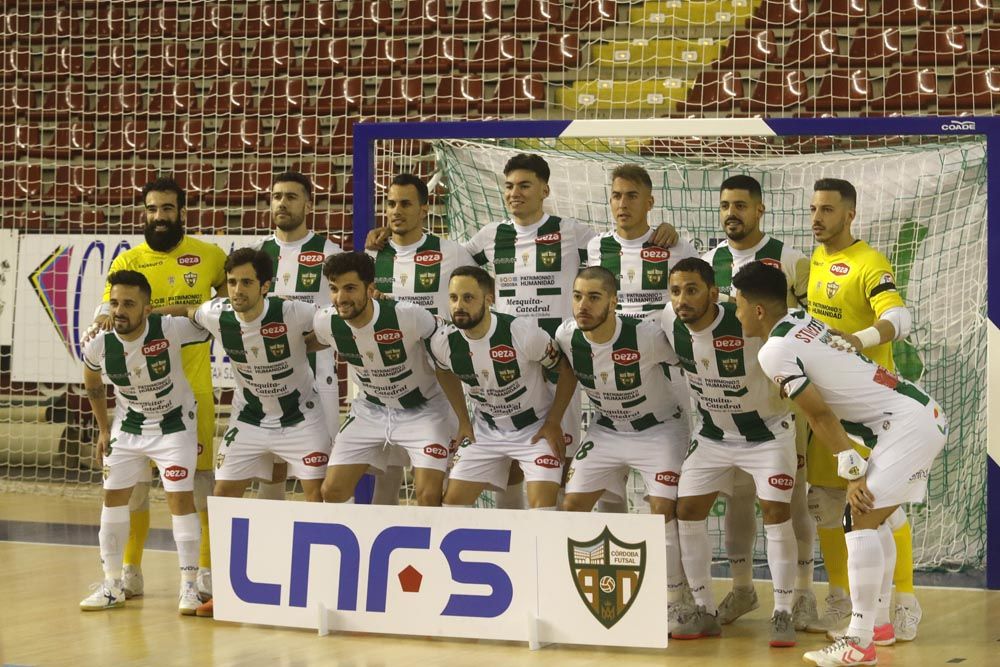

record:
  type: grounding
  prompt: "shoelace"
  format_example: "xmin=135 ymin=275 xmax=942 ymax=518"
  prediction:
xmin=823 ymin=636 xmax=862 ymax=654
xmin=773 ymin=612 xmax=792 ymax=632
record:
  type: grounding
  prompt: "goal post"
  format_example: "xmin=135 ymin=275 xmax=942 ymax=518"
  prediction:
xmin=353 ymin=116 xmax=999 ymax=588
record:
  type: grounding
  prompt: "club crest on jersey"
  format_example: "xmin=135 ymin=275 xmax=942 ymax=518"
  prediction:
xmin=261 ymin=323 xmax=287 ymax=339
xmin=176 ymin=254 xmax=201 ymax=267
xmin=400 ymin=272 xmax=409 ymax=286
xmin=498 ymin=367 xmax=517 ymax=383
xmin=374 ymin=329 xmax=403 ymax=345
xmin=283 ymin=272 xmax=291 ymax=285
xmin=568 ymin=526 xmax=646 ymax=629
xmin=600 ymin=371 xmax=609 ymax=384
xmin=539 ymin=249 xmax=558 ymax=267
xmin=183 ymin=271 xmax=197 ymax=288
xmin=641 ymin=246 xmax=670 ymax=263
xmin=612 ymin=348 xmax=639 ymax=365
xmin=267 ymin=342 xmax=287 ymax=358
xmin=298 ymin=251 xmax=325 ymax=267
xmin=830 ymin=262 xmax=850 ymax=276
xmin=760 ymin=258 xmax=782 ymax=270
xmin=536 ymin=232 xmax=561 ymax=245
xmin=626 ymin=269 xmax=635 ymax=282
xmin=713 ymin=336 xmax=743 ymax=352
xmin=150 ymin=359 xmax=168 ymax=376
xmin=617 ymin=370 xmax=637 ymax=387
xmin=721 ymin=358 xmax=739 ymax=373
xmin=645 ymin=268 xmax=664 ymax=285
xmin=300 ymin=272 xmax=318 ymax=288
xmin=418 ymin=271 xmax=435 ymax=287
xmin=142 ymin=339 xmax=169 ymax=356
xmin=521 ymin=253 xmax=530 ymax=266
xmin=490 ymin=345 xmax=516 ymax=363
xmin=414 ymin=250 xmax=442 ymax=266
xmin=385 ymin=347 xmax=402 ymax=362
xmin=826 ymin=281 xmax=840 ymax=299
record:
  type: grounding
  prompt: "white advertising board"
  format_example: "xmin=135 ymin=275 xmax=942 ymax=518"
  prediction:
xmin=209 ymin=498 xmax=668 ymax=649
xmin=0 ymin=230 xmax=17 ymax=346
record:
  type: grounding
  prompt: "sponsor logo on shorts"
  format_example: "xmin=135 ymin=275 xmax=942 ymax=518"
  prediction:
xmin=534 ymin=454 xmax=561 ymax=469
xmin=414 ymin=250 xmax=443 ymax=266
xmin=760 ymin=258 xmax=782 ymax=270
xmin=830 ymin=262 xmax=850 ymax=276
xmin=177 ymin=254 xmax=201 ymax=267
xmin=142 ymin=339 xmax=169 ymax=356
xmin=612 ymin=348 xmax=640 ymax=365
xmin=640 ymin=247 xmax=669 ymax=263
xmin=298 ymin=251 xmax=325 ymax=267
xmin=535 ymin=232 xmax=561 ymax=245
xmin=423 ymin=444 xmax=448 ymax=459
xmin=375 ymin=328 xmax=403 ymax=344
xmin=490 ymin=344 xmax=516 ymax=362
xmin=768 ymin=473 xmax=794 ymax=490
xmin=655 ymin=470 xmax=679 ymax=486
xmin=261 ymin=323 xmax=288 ymax=339
xmin=713 ymin=335 xmax=743 ymax=352
xmin=163 ymin=465 xmax=189 ymax=481
xmin=563 ymin=433 xmax=573 ymax=446
xmin=302 ymin=452 xmax=329 ymax=467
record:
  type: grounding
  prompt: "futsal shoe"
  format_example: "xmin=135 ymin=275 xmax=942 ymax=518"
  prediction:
xmin=80 ymin=579 xmax=125 ymax=611
xmin=196 ymin=598 xmax=214 ymax=618
xmin=806 ymin=591 xmax=852 ymax=633
xmin=802 ymin=636 xmax=877 ymax=666
xmin=178 ymin=581 xmax=201 ymax=616
xmin=122 ymin=564 xmax=144 ymax=599
xmin=769 ymin=610 xmax=796 ymax=647
xmin=828 ymin=622 xmax=895 ymax=646
xmin=792 ymin=589 xmax=820 ymax=631
xmin=197 ymin=567 xmax=212 ymax=602
xmin=892 ymin=594 xmax=921 ymax=642
xmin=671 ymin=605 xmax=722 ymax=640
xmin=717 ymin=586 xmax=758 ymax=625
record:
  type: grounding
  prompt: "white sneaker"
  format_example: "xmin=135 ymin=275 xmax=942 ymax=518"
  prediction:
xmin=802 ymin=636 xmax=877 ymax=666
xmin=792 ymin=589 xmax=820 ymax=631
xmin=197 ymin=567 xmax=212 ymax=602
xmin=178 ymin=581 xmax=201 ymax=616
xmin=122 ymin=564 xmax=143 ymax=599
xmin=80 ymin=579 xmax=125 ymax=611
xmin=668 ymin=599 xmax=695 ymax=636
xmin=717 ymin=586 xmax=758 ymax=625
xmin=806 ymin=591 xmax=852 ymax=633
xmin=893 ymin=594 xmax=921 ymax=641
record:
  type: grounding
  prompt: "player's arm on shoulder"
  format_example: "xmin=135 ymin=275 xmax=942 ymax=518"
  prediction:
xmin=365 ymin=226 xmax=390 ymax=251
xmin=170 ymin=315 xmax=211 ymax=345
xmin=410 ymin=302 xmax=440 ymax=340
xmin=650 ymin=222 xmax=679 ymax=248
xmin=209 ymin=244 xmax=229 ymax=298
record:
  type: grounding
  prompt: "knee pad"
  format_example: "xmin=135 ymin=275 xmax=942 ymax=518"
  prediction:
xmin=128 ymin=481 xmax=150 ymax=512
xmin=808 ymin=485 xmax=847 ymax=530
xmin=193 ymin=470 xmax=214 ymax=512
xmin=886 ymin=506 xmax=907 ymax=531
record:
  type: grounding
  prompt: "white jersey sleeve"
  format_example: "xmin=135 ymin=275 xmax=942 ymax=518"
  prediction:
xmin=757 ymin=337 xmax=810 ymax=400
xmin=312 ymin=306 xmax=334 ymax=347
xmin=638 ymin=317 xmax=678 ymax=366
xmin=193 ymin=297 xmax=226 ymax=333
xmin=83 ymin=335 xmax=104 ymax=372
xmin=287 ymin=299 xmax=318 ymax=334
xmin=515 ymin=318 xmax=562 ymax=371
xmin=399 ymin=300 xmax=439 ymax=340
xmin=585 ymin=235 xmax=602 ymax=267
xmin=427 ymin=323 xmax=454 ymax=371
xmin=165 ymin=314 xmax=212 ymax=346
xmin=464 ymin=223 xmax=499 ymax=266
xmin=572 ymin=219 xmax=597 ymax=263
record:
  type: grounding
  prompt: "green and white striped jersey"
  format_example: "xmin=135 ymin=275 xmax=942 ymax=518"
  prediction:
xmin=587 ymin=229 xmax=699 ymax=319
xmin=368 ymin=232 xmax=476 ymax=316
xmin=702 ymin=234 xmax=809 ymax=307
xmin=555 ymin=315 xmax=686 ymax=433
xmin=758 ymin=311 xmax=940 ymax=447
xmin=429 ymin=311 xmax=562 ymax=432
xmin=83 ymin=314 xmax=209 ymax=435
xmin=257 ymin=231 xmax=342 ymax=392
xmin=466 ymin=214 xmax=595 ymax=333
xmin=313 ymin=299 xmax=441 ymax=410
xmin=660 ymin=302 xmax=789 ymax=443
xmin=195 ymin=296 xmax=318 ymax=428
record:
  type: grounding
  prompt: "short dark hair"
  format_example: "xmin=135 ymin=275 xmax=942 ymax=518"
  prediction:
xmin=720 ymin=175 xmax=762 ymax=200
xmin=141 ymin=177 xmax=186 ymax=210
xmin=732 ymin=261 xmax=788 ymax=308
xmin=669 ymin=257 xmax=715 ymax=287
xmin=225 ymin=247 xmax=274 ymax=285
xmin=450 ymin=265 xmax=495 ymax=294
xmin=575 ymin=266 xmax=617 ymax=295
xmin=503 ymin=153 xmax=550 ymax=182
xmin=323 ymin=251 xmax=375 ymax=285
xmin=390 ymin=173 xmax=429 ymax=205
xmin=611 ymin=164 xmax=652 ymax=191
xmin=273 ymin=171 xmax=313 ymax=201
xmin=814 ymin=178 xmax=857 ymax=208
xmin=107 ymin=270 xmax=152 ymax=302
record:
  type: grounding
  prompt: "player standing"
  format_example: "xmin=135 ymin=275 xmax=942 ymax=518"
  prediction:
xmin=79 ymin=271 xmax=205 ymax=614
xmin=732 ymin=261 xmax=947 ymax=666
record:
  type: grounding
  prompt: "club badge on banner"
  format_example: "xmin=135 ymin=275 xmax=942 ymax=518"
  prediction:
xmin=209 ymin=497 xmax=668 ymax=649
xmin=11 ymin=234 xmax=260 ymax=384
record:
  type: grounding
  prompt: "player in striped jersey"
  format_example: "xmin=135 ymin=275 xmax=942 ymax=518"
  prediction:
xmin=556 ymin=267 xmax=693 ymax=625
xmin=430 ymin=267 xmax=575 ymax=510
xmin=368 ymin=174 xmax=476 ymax=505
xmin=700 ymin=175 xmax=819 ymax=631
xmin=79 ymin=271 xmax=205 ymax=615
xmin=253 ymin=172 xmax=343 ymax=503
xmin=732 ymin=261 xmax=946 ymax=666
xmin=314 ymin=252 xmax=471 ymax=506
xmin=662 ymin=258 xmax=798 ymax=647
xmin=806 ymin=178 xmax=920 ymax=640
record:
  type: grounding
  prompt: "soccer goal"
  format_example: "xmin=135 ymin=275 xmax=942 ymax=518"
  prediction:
xmin=353 ymin=116 xmax=998 ymax=585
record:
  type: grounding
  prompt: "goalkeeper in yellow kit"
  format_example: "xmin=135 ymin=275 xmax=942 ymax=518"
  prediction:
xmin=93 ymin=178 xmax=227 ymax=605
xmin=806 ymin=178 xmax=921 ymax=641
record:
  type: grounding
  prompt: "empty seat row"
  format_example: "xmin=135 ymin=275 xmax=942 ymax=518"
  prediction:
xmin=745 ymin=0 xmax=992 ymax=28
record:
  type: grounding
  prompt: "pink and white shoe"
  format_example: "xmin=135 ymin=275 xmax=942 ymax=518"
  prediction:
xmin=803 ymin=636 xmax=877 ymax=666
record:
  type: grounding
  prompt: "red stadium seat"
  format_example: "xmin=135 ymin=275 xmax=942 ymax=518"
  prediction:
xmin=467 ymin=35 xmax=525 ymax=73
xmin=867 ymin=68 xmax=937 ymax=113
xmin=784 ymin=28 xmax=843 ymax=67
xmin=351 ymin=38 xmax=408 ymax=75
xmin=3 ymin=123 xmax=39 ymax=159
xmin=138 ymin=42 xmax=189 ymax=77
xmin=322 ymin=116 xmax=372 ymax=155
xmin=235 ymin=3 xmax=286 ymax=38
xmin=95 ymin=119 xmax=150 ymax=158
xmin=1 ymin=11 xmax=31 ymax=43
xmin=242 ymin=40 xmax=295 ymax=76
xmin=1 ymin=47 xmax=30 ymax=81
xmin=565 ymin=0 xmax=618 ymax=30
xmin=30 ymin=46 xmax=86 ymax=82
xmin=0 ymin=163 xmax=42 ymax=203
xmin=971 ymin=25 xmax=1000 ymax=66
xmin=406 ymin=36 xmax=468 ymax=75
xmin=174 ymin=162 xmax=216 ymax=203
xmin=292 ymin=162 xmax=341 ymax=202
xmin=239 ymin=210 xmax=272 ymax=234
xmin=204 ymin=163 xmax=273 ymax=206
xmin=211 ymin=118 xmax=262 ymax=155
xmin=502 ymin=0 xmax=564 ymax=31
xmin=148 ymin=81 xmax=197 ymax=116
xmin=294 ymin=38 xmax=350 ymax=77
xmin=741 ymin=70 xmax=810 ymax=112
xmin=423 ymin=75 xmax=485 ymax=114
xmin=336 ymin=1 xmax=394 ymax=37
xmin=155 ymin=119 xmax=205 ymax=156
xmin=900 ymin=25 xmax=968 ymax=66
xmin=870 ymin=0 xmax=936 ymax=26
xmin=747 ymin=0 xmax=811 ymax=28
xmin=191 ymin=41 xmax=244 ymax=78
xmin=487 ymin=75 xmax=546 ymax=114
xmin=284 ymin=2 xmax=337 ymax=38
xmin=312 ymin=209 xmax=353 ymax=235
xmin=28 ymin=120 xmax=95 ymax=159
xmin=257 ymin=79 xmax=309 ymax=115
xmin=41 ymin=164 xmax=97 ymax=204
xmin=202 ymin=80 xmax=253 ymax=116
xmin=449 ymin=0 xmax=502 ymax=34
xmin=268 ymin=116 xmax=321 ymax=154
xmin=836 ymin=27 xmax=903 ymax=68
xmin=89 ymin=164 xmax=156 ymax=206
xmin=937 ymin=66 xmax=1000 ymax=112
xmin=364 ymin=77 xmax=425 ymax=115
xmin=187 ymin=210 xmax=229 ymax=234
xmin=64 ymin=209 xmax=107 ymax=234
xmin=135 ymin=5 xmax=178 ymax=38
xmin=716 ymin=29 xmax=782 ymax=69
xmin=398 ymin=0 xmax=449 ymax=33
xmin=676 ymin=71 xmax=746 ymax=113
xmin=185 ymin=3 xmax=234 ymax=39
xmin=94 ymin=82 xmax=142 ymax=116
xmin=0 ymin=87 xmax=31 ymax=120
xmin=30 ymin=82 xmax=88 ymax=120
xmin=531 ymin=33 xmax=581 ymax=71
xmin=812 ymin=0 xmax=869 ymax=28
xmin=36 ymin=9 xmax=75 ymax=41
xmin=936 ymin=0 xmax=990 ymax=24
xmin=308 ymin=77 xmax=364 ymax=115
xmin=82 ymin=4 xmax=129 ymax=39
xmin=807 ymin=68 xmax=872 ymax=112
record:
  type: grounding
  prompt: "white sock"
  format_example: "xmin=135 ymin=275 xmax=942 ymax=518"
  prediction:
xmin=597 ymin=496 xmax=627 ymax=513
xmin=495 ymin=483 xmax=525 ymax=509
xmin=876 ymin=523 xmax=896 ymax=625
xmin=664 ymin=519 xmax=685 ymax=604
xmin=256 ymin=480 xmax=285 ymax=501
xmin=99 ymin=505 xmax=130 ymax=582
xmin=372 ymin=466 xmax=404 ymax=505
xmin=764 ymin=519 xmax=796 ymax=613
xmin=845 ymin=529 xmax=883 ymax=646
xmin=724 ymin=481 xmax=757 ymax=589
xmin=791 ymin=479 xmax=815 ymax=591
xmin=886 ymin=506 xmax=907 ymax=531
xmin=172 ymin=513 xmax=201 ymax=584
xmin=678 ymin=519 xmax=716 ymax=614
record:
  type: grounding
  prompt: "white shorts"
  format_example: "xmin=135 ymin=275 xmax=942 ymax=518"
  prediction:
xmin=216 ymin=404 xmax=331 ymax=482
xmin=679 ymin=421 xmax=797 ymax=503
xmin=566 ymin=417 xmax=690 ymax=502
xmin=449 ymin=419 xmax=564 ymax=491
xmin=104 ymin=424 xmax=197 ymax=493
xmin=330 ymin=393 xmax=457 ymax=474
xmin=865 ymin=401 xmax=948 ymax=507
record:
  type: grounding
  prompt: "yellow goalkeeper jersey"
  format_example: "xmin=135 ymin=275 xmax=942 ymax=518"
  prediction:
xmin=807 ymin=239 xmax=905 ymax=370
xmin=103 ymin=235 xmax=227 ymax=394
